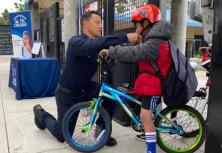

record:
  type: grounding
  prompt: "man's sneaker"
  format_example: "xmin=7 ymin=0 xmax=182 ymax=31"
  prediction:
xmin=106 ymin=137 xmax=117 ymax=147
xmin=33 ymin=104 xmax=45 ymax=130
xmin=135 ymin=133 xmax=146 ymax=142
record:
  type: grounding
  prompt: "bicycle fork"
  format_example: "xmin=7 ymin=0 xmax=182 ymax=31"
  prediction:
xmin=81 ymin=97 xmax=102 ymax=134
xmin=199 ymin=93 xmax=208 ymax=115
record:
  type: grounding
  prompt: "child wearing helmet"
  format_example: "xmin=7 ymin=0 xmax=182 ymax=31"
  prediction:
xmin=99 ymin=4 xmax=174 ymax=153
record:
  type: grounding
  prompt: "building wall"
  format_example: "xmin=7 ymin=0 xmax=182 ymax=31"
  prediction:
xmin=30 ymin=2 xmax=40 ymax=41
xmin=186 ymin=26 xmax=203 ymax=40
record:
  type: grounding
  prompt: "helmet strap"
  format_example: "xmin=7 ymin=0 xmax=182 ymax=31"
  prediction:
xmin=140 ymin=25 xmax=151 ymax=35
xmin=139 ymin=19 xmax=152 ymax=35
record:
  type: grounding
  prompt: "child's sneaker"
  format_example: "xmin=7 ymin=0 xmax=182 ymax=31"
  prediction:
xmin=135 ymin=133 xmax=146 ymax=142
xmin=135 ymin=114 xmax=155 ymax=142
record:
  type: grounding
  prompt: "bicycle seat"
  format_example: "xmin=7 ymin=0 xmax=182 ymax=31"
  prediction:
xmin=193 ymin=91 xmax=206 ymax=98
xmin=116 ymin=86 xmax=139 ymax=99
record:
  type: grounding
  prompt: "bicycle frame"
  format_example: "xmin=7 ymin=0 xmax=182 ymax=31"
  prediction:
xmin=193 ymin=87 xmax=209 ymax=115
xmin=200 ymin=88 xmax=208 ymax=114
xmin=85 ymin=83 xmax=184 ymax=135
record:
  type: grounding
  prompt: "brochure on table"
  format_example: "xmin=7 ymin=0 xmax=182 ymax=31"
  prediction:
xmin=31 ymin=41 xmax=41 ymax=55
xmin=42 ymin=44 xmax=45 ymax=58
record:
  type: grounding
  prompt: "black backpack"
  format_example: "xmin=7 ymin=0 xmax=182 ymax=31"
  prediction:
xmin=141 ymin=41 xmax=198 ymax=108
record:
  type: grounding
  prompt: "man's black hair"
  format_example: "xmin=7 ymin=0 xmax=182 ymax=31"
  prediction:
xmin=80 ymin=11 xmax=101 ymax=29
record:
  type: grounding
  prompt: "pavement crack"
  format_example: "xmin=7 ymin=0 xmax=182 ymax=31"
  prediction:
xmin=113 ymin=133 xmax=138 ymax=139
xmin=37 ymin=147 xmax=68 ymax=153
xmin=0 ymin=82 xmax=10 ymax=153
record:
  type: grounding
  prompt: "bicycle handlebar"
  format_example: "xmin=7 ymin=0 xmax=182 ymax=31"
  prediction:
xmin=199 ymin=48 xmax=211 ymax=57
xmin=102 ymin=52 xmax=107 ymax=58
xmin=100 ymin=53 xmax=116 ymax=83
xmin=200 ymin=48 xmax=207 ymax=54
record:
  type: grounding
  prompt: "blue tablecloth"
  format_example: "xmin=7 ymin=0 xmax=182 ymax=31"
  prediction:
xmin=8 ymin=57 xmax=61 ymax=100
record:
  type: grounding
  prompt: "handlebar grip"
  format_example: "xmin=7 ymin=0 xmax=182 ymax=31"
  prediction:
xmin=102 ymin=52 xmax=107 ymax=58
xmin=201 ymin=48 xmax=207 ymax=52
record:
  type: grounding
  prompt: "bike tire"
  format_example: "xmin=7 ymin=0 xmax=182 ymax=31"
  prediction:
xmin=187 ymin=90 xmax=208 ymax=121
xmin=62 ymin=102 xmax=112 ymax=152
xmin=155 ymin=105 xmax=205 ymax=153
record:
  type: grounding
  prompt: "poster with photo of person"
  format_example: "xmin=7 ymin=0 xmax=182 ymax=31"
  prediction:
xmin=9 ymin=11 xmax=33 ymax=58
xmin=22 ymin=31 xmax=33 ymax=58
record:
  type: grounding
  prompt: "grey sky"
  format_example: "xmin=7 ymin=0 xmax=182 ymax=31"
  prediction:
xmin=0 ymin=0 xmax=24 ymax=16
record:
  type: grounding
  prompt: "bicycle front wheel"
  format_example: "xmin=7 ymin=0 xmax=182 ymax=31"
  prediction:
xmin=62 ymin=102 xmax=112 ymax=152
xmin=155 ymin=105 xmax=205 ymax=153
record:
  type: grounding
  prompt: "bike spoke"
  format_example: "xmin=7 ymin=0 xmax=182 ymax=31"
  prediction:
xmin=73 ymin=114 xmax=85 ymax=126
xmin=65 ymin=105 xmax=109 ymax=149
xmin=88 ymin=130 xmax=96 ymax=146
xmin=158 ymin=109 xmax=202 ymax=151
xmin=73 ymin=130 xmax=82 ymax=138
xmin=160 ymin=132 xmax=195 ymax=149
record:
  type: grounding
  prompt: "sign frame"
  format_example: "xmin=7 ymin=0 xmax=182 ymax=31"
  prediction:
xmin=85 ymin=1 xmax=98 ymax=12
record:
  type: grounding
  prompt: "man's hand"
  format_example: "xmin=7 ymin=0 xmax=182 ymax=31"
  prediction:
xmin=127 ymin=33 xmax=142 ymax=44
xmin=99 ymin=49 xmax=109 ymax=59
xmin=198 ymin=46 xmax=211 ymax=52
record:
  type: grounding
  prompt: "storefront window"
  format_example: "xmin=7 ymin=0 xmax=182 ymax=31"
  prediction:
xmin=48 ymin=16 xmax=55 ymax=42
xmin=41 ymin=21 xmax=46 ymax=42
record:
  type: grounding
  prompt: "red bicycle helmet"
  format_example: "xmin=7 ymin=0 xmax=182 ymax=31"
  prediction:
xmin=131 ymin=4 xmax=161 ymax=23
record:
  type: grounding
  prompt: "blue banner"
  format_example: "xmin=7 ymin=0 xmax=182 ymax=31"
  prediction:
xmin=9 ymin=11 xmax=32 ymax=58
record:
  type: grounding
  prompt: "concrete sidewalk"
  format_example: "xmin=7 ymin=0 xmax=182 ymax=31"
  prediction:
xmin=0 ymin=56 xmax=206 ymax=153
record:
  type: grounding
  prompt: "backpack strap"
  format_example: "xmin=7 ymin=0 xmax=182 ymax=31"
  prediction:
xmin=140 ymin=61 xmax=164 ymax=81
xmin=151 ymin=61 xmax=164 ymax=80
xmin=140 ymin=41 xmax=173 ymax=81
xmin=177 ymin=48 xmax=180 ymax=74
xmin=184 ymin=58 xmax=188 ymax=83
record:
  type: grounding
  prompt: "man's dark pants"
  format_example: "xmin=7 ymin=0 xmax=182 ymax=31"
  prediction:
xmin=39 ymin=81 xmax=116 ymax=142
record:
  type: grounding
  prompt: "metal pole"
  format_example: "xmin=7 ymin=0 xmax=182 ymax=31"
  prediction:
xmin=170 ymin=0 xmax=188 ymax=55
xmin=103 ymin=0 xmax=107 ymax=36
xmin=64 ymin=0 xmax=78 ymax=51
xmin=148 ymin=0 xmax=159 ymax=7
xmin=107 ymin=0 xmax=114 ymax=35
xmin=79 ymin=0 xmax=81 ymax=35
xmin=205 ymin=0 xmax=222 ymax=152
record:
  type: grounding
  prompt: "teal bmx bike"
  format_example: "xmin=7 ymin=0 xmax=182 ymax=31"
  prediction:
xmin=61 ymin=54 xmax=205 ymax=153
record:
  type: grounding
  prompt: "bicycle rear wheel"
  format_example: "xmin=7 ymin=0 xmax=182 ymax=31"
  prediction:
xmin=155 ymin=105 xmax=205 ymax=153
xmin=62 ymin=102 xmax=112 ymax=152
xmin=187 ymin=90 xmax=208 ymax=120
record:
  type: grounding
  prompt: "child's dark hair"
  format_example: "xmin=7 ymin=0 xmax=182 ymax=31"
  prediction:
xmin=133 ymin=18 xmax=154 ymax=28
